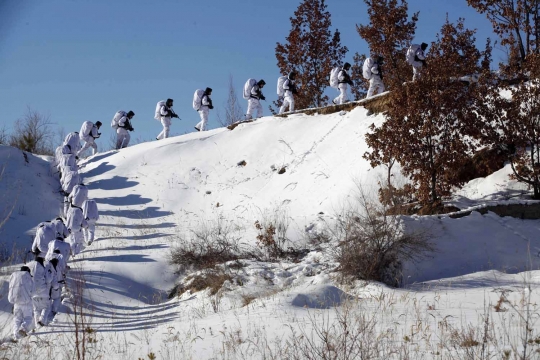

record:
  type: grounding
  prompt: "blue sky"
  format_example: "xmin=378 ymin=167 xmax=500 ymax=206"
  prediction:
xmin=0 ymin=0 xmax=499 ymax=147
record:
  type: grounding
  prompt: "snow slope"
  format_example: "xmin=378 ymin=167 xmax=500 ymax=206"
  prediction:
xmin=1 ymin=107 xmax=540 ymax=359
xmin=0 ymin=145 xmax=62 ymax=252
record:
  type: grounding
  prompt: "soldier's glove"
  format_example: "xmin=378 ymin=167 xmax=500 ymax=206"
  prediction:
xmin=208 ymin=105 xmax=214 ymax=110
xmin=260 ymin=95 xmax=266 ymax=101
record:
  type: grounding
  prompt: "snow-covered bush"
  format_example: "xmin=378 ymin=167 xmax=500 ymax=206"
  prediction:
xmin=333 ymin=186 xmax=433 ymax=287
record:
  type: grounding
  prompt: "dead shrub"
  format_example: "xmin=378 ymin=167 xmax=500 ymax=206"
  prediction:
xmin=333 ymin=184 xmax=434 ymax=287
xmin=241 ymin=294 xmax=257 ymax=307
xmin=169 ymin=218 xmax=246 ymax=271
xmin=253 ymin=206 xmax=290 ymax=260
xmin=174 ymin=269 xmax=232 ymax=297
xmin=9 ymin=107 xmax=55 ymax=155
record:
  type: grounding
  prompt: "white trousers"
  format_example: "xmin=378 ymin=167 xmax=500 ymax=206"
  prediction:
xmin=412 ymin=64 xmax=423 ymax=81
xmin=116 ymin=128 xmax=130 ymax=149
xmin=83 ymin=220 xmax=96 ymax=244
xmin=246 ymin=98 xmax=263 ymax=120
xmin=279 ymin=95 xmax=295 ymax=114
xmin=69 ymin=229 xmax=85 ymax=255
xmin=333 ymin=83 xmax=349 ymax=104
xmin=50 ymin=284 xmax=62 ymax=314
xmin=13 ymin=303 xmax=33 ymax=339
xmin=63 ymin=196 xmax=70 ymax=217
xmin=32 ymin=295 xmax=49 ymax=326
xmin=157 ymin=118 xmax=171 ymax=139
xmin=78 ymin=136 xmax=97 ymax=156
xmin=196 ymin=108 xmax=209 ymax=131
xmin=367 ymin=75 xmax=385 ymax=98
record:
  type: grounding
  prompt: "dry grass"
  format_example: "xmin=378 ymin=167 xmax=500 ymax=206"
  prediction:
xmin=173 ymin=269 xmax=233 ymax=297
xmin=333 ymin=184 xmax=434 ymax=286
xmin=168 ymin=218 xmax=246 ymax=271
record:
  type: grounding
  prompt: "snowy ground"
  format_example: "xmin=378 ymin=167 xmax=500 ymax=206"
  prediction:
xmin=1 ymin=107 xmax=540 ymax=359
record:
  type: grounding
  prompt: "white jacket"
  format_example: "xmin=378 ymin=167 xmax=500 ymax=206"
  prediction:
xmin=52 ymin=218 xmax=69 ymax=239
xmin=51 ymin=253 xmax=67 ymax=280
xmin=82 ymin=199 xmax=99 ymax=221
xmin=57 ymin=153 xmax=77 ymax=172
xmin=66 ymin=205 xmax=88 ymax=232
xmin=68 ymin=184 xmax=88 ymax=207
xmin=32 ymin=222 xmax=56 ymax=254
xmin=62 ymin=170 xmax=80 ymax=194
xmin=46 ymin=239 xmax=71 ymax=264
xmin=28 ymin=260 xmax=54 ymax=298
xmin=283 ymin=78 xmax=295 ymax=98
xmin=160 ymin=105 xmax=172 ymax=120
xmin=8 ymin=270 xmax=33 ymax=304
xmin=64 ymin=132 xmax=80 ymax=153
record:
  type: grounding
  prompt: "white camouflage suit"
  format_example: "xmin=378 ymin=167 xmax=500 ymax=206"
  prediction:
xmin=116 ymin=114 xmax=132 ymax=149
xmin=46 ymin=238 xmax=72 ymax=265
xmin=333 ymin=68 xmax=351 ymax=105
xmin=77 ymin=122 xmax=100 ymax=156
xmin=31 ymin=222 xmax=56 ymax=258
xmin=47 ymin=255 xmax=63 ymax=317
xmin=367 ymin=61 xmax=385 ymax=98
xmin=279 ymin=77 xmax=295 ymax=114
xmin=411 ymin=45 xmax=426 ymax=81
xmin=66 ymin=204 xmax=88 ymax=255
xmin=82 ymin=199 xmax=99 ymax=245
xmin=246 ymin=84 xmax=264 ymax=120
xmin=157 ymin=104 xmax=173 ymax=140
xmin=8 ymin=269 xmax=34 ymax=339
xmin=63 ymin=132 xmax=81 ymax=155
xmin=28 ymin=259 xmax=54 ymax=327
xmin=195 ymin=93 xmax=212 ymax=131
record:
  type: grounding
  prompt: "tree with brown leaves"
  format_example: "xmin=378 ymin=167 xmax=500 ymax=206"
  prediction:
xmin=467 ymin=0 xmax=539 ymax=67
xmin=365 ymin=19 xmax=490 ymax=204
xmin=473 ymin=55 xmax=540 ymax=198
xmin=355 ymin=0 xmax=419 ymax=93
xmin=275 ymin=0 xmax=348 ymax=111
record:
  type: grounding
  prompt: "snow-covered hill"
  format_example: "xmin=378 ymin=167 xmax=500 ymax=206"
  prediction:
xmin=1 ymin=108 xmax=540 ymax=359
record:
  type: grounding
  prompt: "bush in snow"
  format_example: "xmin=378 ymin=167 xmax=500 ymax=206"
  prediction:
xmin=168 ymin=217 xmax=246 ymax=271
xmin=333 ymin=185 xmax=433 ymax=287
xmin=9 ymin=107 xmax=55 ymax=155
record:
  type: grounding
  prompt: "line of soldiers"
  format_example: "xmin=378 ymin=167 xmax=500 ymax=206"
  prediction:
xmin=8 ymin=129 xmax=100 ymax=341
xmin=72 ymin=43 xmax=429 ymax=149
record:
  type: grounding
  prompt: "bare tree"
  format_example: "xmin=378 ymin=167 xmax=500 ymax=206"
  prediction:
xmin=0 ymin=125 xmax=7 ymax=145
xmin=217 ymin=75 xmax=244 ymax=127
xmin=9 ymin=107 xmax=55 ymax=155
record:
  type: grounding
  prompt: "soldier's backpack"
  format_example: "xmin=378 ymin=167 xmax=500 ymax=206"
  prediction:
xmin=192 ymin=89 xmax=205 ymax=111
xmin=79 ymin=121 xmax=94 ymax=137
xmin=70 ymin=184 xmax=88 ymax=207
xmin=154 ymin=100 xmax=166 ymax=120
xmin=363 ymin=57 xmax=375 ymax=80
xmin=243 ymin=79 xmax=257 ymax=100
xmin=329 ymin=67 xmax=341 ymax=88
xmin=82 ymin=199 xmax=99 ymax=221
xmin=406 ymin=44 xmax=421 ymax=65
xmin=277 ymin=76 xmax=287 ymax=97
xmin=111 ymin=111 xmax=126 ymax=129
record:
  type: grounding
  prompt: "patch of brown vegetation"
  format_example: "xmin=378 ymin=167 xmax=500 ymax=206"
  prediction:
xmin=227 ymin=120 xmax=254 ymax=130
xmin=172 ymin=270 xmax=233 ymax=298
